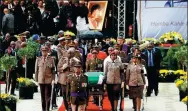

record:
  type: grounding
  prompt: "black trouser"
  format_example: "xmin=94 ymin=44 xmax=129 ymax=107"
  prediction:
xmin=39 ymin=84 xmax=52 ymax=111
xmin=107 ymin=84 xmax=121 ymax=110
xmin=147 ymin=67 xmax=158 ymax=94
xmin=61 ymin=84 xmax=69 ymax=110
xmin=52 ymin=84 xmax=57 ymax=105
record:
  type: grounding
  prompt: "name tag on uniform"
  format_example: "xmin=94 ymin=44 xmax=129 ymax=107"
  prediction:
xmin=82 ymin=83 xmax=87 ymax=87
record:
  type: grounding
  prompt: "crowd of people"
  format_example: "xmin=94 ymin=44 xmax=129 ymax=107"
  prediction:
xmin=0 ymin=0 xmax=89 ymax=36
xmin=0 ymin=0 xmax=163 ymax=111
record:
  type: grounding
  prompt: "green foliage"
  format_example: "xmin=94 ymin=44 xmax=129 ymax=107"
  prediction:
xmin=0 ymin=66 xmax=3 ymax=79
xmin=5 ymin=106 xmax=11 ymax=111
xmin=161 ymin=47 xmax=179 ymax=70
xmin=174 ymin=46 xmax=188 ymax=69
xmin=0 ymin=94 xmax=18 ymax=104
xmin=0 ymin=54 xmax=17 ymax=71
xmin=17 ymin=77 xmax=36 ymax=87
xmin=17 ymin=41 xmax=39 ymax=59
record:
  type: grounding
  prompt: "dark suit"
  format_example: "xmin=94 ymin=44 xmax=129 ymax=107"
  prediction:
xmin=143 ymin=47 xmax=162 ymax=94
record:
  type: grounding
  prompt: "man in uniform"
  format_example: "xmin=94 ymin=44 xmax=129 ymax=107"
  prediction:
xmin=64 ymin=35 xmax=72 ymax=50
xmin=45 ymin=41 xmax=59 ymax=109
xmin=35 ymin=46 xmax=56 ymax=111
xmin=57 ymin=48 xmax=79 ymax=110
xmin=57 ymin=37 xmax=67 ymax=59
xmin=68 ymin=42 xmax=82 ymax=62
xmin=87 ymin=45 xmax=107 ymax=60
xmin=86 ymin=49 xmax=103 ymax=72
xmin=66 ymin=62 xmax=88 ymax=111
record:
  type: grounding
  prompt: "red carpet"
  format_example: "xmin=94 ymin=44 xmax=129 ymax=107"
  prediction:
xmin=0 ymin=81 xmax=5 ymax=84
xmin=58 ymin=93 xmax=124 ymax=111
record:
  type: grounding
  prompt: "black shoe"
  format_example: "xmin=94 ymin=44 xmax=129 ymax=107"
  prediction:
xmin=155 ymin=91 xmax=159 ymax=96
xmin=52 ymin=104 xmax=58 ymax=108
xmin=11 ymin=93 xmax=16 ymax=96
xmin=146 ymin=92 xmax=151 ymax=97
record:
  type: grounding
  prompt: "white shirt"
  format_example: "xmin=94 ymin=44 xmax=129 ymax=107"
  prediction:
xmin=38 ymin=7 xmax=44 ymax=14
xmin=76 ymin=16 xmax=89 ymax=32
xmin=103 ymin=56 xmax=121 ymax=73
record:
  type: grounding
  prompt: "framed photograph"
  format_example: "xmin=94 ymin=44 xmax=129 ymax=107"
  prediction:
xmin=88 ymin=1 xmax=108 ymax=30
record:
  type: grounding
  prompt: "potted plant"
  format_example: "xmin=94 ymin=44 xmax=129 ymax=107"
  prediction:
xmin=159 ymin=31 xmax=184 ymax=46
xmin=17 ymin=77 xmax=36 ymax=99
xmin=17 ymin=41 xmax=39 ymax=78
xmin=175 ymin=78 xmax=188 ymax=101
xmin=0 ymin=54 xmax=17 ymax=93
xmin=0 ymin=94 xmax=18 ymax=111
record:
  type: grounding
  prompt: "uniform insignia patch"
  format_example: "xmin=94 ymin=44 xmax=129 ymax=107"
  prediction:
xmin=82 ymin=83 xmax=87 ymax=87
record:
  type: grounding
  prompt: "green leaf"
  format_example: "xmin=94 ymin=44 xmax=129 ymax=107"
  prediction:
xmin=0 ymin=54 xmax=17 ymax=71
xmin=17 ymin=41 xmax=39 ymax=59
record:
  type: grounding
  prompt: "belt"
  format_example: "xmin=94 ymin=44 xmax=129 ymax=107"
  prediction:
xmin=71 ymin=92 xmax=87 ymax=97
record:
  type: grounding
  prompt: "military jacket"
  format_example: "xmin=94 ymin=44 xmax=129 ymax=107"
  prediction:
xmin=66 ymin=74 xmax=88 ymax=105
xmin=57 ymin=57 xmax=77 ymax=85
xmin=86 ymin=58 xmax=103 ymax=72
xmin=126 ymin=63 xmax=146 ymax=86
xmin=104 ymin=59 xmax=124 ymax=84
xmin=57 ymin=44 xmax=67 ymax=59
xmin=35 ymin=56 xmax=55 ymax=84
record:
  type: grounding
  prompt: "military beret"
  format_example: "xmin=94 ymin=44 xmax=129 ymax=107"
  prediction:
xmin=92 ymin=49 xmax=98 ymax=54
xmin=110 ymin=51 xmax=116 ymax=55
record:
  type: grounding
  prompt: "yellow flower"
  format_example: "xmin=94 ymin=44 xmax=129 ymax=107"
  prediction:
xmin=175 ymin=80 xmax=184 ymax=87
xmin=17 ymin=77 xmax=25 ymax=83
xmin=180 ymin=75 xmax=188 ymax=81
xmin=0 ymin=94 xmax=10 ymax=99
xmin=160 ymin=69 xmax=168 ymax=74
xmin=175 ymin=70 xmax=187 ymax=75
xmin=181 ymin=96 xmax=188 ymax=103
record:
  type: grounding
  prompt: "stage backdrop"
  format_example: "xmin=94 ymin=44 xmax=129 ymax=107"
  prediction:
xmin=137 ymin=0 xmax=187 ymax=41
xmin=88 ymin=1 xmax=108 ymax=30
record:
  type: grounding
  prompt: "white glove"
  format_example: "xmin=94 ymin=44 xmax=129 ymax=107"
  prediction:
xmin=121 ymin=82 xmax=124 ymax=88
xmin=126 ymin=85 xmax=129 ymax=90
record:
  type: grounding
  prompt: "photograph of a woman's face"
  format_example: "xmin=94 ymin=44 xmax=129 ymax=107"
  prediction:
xmin=88 ymin=1 xmax=108 ymax=30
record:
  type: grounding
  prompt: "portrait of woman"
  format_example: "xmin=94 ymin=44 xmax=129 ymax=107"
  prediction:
xmin=88 ymin=1 xmax=108 ymax=30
